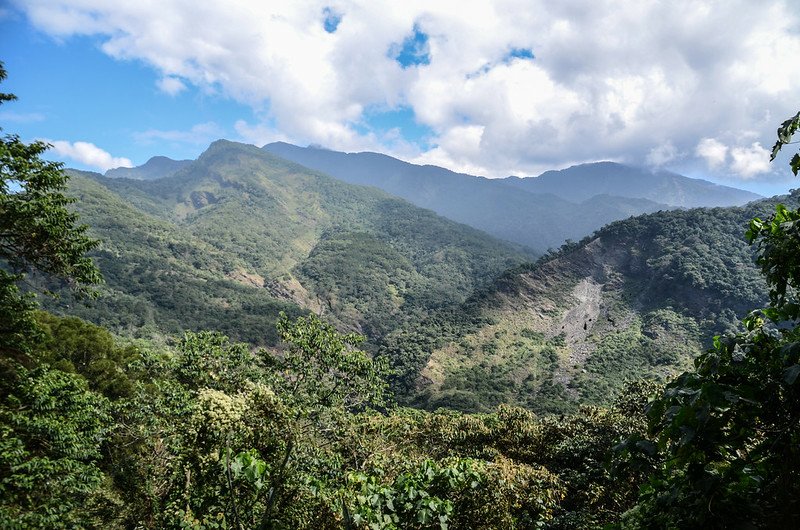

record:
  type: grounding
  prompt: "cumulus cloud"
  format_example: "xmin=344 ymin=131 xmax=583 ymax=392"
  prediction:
xmin=695 ymin=137 xmax=771 ymax=179
xmin=234 ymin=119 xmax=286 ymax=147
xmin=730 ymin=142 xmax=771 ymax=179
xmin=15 ymin=0 xmax=800 ymax=181
xmin=48 ymin=140 xmax=133 ymax=171
xmin=696 ymin=138 xmax=728 ymax=168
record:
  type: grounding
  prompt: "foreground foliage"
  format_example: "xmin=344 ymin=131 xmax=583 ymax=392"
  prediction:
xmin=615 ymin=112 xmax=800 ymax=527
xmin=2 ymin=310 xmax=658 ymax=528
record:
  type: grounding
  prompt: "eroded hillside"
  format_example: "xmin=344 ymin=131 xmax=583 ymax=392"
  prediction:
xmin=406 ymin=196 xmax=799 ymax=413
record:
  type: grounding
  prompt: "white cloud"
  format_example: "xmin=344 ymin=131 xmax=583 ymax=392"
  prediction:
xmin=48 ymin=140 xmax=133 ymax=171
xmin=646 ymin=141 xmax=679 ymax=167
xmin=234 ymin=119 xmax=285 ymax=147
xmin=696 ymin=138 xmax=728 ymax=168
xmin=15 ymin=0 xmax=800 ymax=181
xmin=134 ymin=122 xmax=223 ymax=145
xmin=156 ymin=76 xmax=186 ymax=95
xmin=730 ymin=142 xmax=770 ymax=179
xmin=695 ymin=137 xmax=773 ymax=179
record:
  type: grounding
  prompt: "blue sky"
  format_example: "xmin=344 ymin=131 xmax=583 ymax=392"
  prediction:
xmin=0 ymin=16 xmax=257 ymax=165
xmin=2 ymin=1 xmax=799 ymax=197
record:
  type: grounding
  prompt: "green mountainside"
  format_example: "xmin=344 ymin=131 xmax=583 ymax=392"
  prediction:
xmin=54 ymin=140 xmax=529 ymax=348
xmin=52 ymin=169 xmax=302 ymax=345
xmin=402 ymin=193 xmax=800 ymax=413
xmin=55 ymin=140 xmax=787 ymax=416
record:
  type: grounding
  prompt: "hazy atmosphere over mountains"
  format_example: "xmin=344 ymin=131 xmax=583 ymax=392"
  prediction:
xmin=3 ymin=1 xmax=800 ymax=196
xmin=4 ymin=1 xmax=800 ymax=528
xmin=262 ymin=142 xmax=760 ymax=251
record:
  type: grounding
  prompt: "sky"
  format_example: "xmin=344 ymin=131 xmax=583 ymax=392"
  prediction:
xmin=1 ymin=0 xmax=800 ymax=196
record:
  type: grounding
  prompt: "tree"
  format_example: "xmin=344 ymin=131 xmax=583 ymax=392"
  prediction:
xmin=0 ymin=61 xmax=102 ymax=357
xmin=770 ymin=110 xmax=800 ymax=176
xmin=0 ymin=366 xmax=118 ymax=528
xmin=0 ymin=63 xmax=110 ymax=529
xmin=228 ymin=312 xmax=390 ymax=529
xmin=115 ymin=314 xmax=391 ymax=529
xmin=34 ymin=312 xmax=139 ymax=399
xmin=617 ymin=113 xmax=800 ymax=528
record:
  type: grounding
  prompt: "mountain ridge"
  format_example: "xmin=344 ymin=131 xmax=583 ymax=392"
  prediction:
xmin=503 ymin=161 xmax=761 ymax=207
xmin=59 ymin=140 xmax=530 ymax=349
xmin=105 ymin=155 xmax=192 ymax=180
xmin=262 ymin=142 xmax=758 ymax=253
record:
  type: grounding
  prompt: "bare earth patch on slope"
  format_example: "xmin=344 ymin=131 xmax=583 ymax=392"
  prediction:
xmin=550 ymin=278 xmax=603 ymax=397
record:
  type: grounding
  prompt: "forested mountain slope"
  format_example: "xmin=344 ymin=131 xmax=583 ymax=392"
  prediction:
xmin=53 ymin=169 xmax=302 ymax=345
xmin=399 ymin=192 xmax=799 ymax=413
xmin=262 ymin=142 xmax=759 ymax=253
xmin=56 ymin=140 xmax=529 ymax=347
xmin=263 ymin=142 xmax=671 ymax=252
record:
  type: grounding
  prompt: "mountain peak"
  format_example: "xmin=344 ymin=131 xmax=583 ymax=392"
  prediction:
xmin=105 ymin=155 xmax=192 ymax=180
xmin=262 ymin=140 xmax=295 ymax=149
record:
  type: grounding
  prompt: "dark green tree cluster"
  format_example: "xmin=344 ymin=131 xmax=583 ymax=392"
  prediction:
xmin=6 ymin=306 xmax=655 ymax=528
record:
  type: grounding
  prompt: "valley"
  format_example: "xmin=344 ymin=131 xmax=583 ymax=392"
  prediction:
xmin=4 ymin=4 xmax=800 ymax=526
xmin=7 ymin=131 xmax=799 ymax=529
xmin=49 ymin=140 xmax=787 ymax=415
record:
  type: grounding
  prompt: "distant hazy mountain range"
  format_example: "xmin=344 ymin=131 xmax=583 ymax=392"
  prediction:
xmin=106 ymin=155 xmax=192 ymax=180
xmin=106 ymin=143 xmax=761 ymax=254
xmin=260 ymin=142 xmax=761 ymax=252
xmin=503 ymin=161 xmax=760 ymax=207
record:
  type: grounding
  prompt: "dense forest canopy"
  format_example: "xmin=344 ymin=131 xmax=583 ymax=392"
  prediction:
xmin=2 ymin=58 xmax=800 ymax=528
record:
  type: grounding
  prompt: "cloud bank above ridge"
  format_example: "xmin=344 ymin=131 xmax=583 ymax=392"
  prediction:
xmin=15 ymin=0 xmax=800 ymax=181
